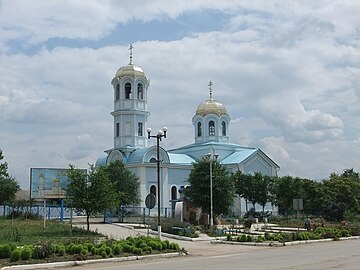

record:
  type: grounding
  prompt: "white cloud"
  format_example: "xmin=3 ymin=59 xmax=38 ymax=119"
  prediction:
xmin=1 ymin=0 xmax=360 ymax=187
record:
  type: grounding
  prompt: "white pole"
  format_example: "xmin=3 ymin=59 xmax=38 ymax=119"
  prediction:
xmin=210 ymin=158 xmax=214 ymax=226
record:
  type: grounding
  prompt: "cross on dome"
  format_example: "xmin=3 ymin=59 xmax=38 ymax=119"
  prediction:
xmin=129 ymin=44 xmax=133 ymax=64
xmin=208 ymin=81 xmax=214 ymax=100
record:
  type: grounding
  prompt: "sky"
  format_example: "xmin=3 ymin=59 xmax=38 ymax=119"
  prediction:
xmin=0 ymin=0 xmax=359 ymax=188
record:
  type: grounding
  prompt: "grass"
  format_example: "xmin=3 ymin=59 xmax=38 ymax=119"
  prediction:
xmin=0 ymin=217 xmax=184 ymax=267
xmin=0 ymin=217 xmax=104 ymax=245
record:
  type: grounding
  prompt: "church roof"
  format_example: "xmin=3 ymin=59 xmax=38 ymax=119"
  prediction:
xmin=195 ymin=82 xmax=227 ymax=117
xmin=196 ymin=99 xmax=227 ymax=117
xmin=168 ymin=153 xmax=195 ymax=164
xmin=115 ymin=64 xmax=146 ymax=79
xmin=221 ymin=149 xmax=257 ymax=164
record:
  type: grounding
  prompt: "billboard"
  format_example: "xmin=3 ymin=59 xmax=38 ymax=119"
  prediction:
xmin=30 ymin=168 xmax=85 ymax=200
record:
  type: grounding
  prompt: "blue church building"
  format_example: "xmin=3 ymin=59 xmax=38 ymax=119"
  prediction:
xmin=96 ymin=47 xmax=279 ymax=216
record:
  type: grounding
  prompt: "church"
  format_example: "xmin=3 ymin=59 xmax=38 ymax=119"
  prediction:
xmin=96 ymin=46 xmax=279 ymax=216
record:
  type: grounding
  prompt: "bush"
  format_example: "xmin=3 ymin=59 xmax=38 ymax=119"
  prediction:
xmin=239 ymin=234 xmax=247 ymax=242
xmin=0 ymin=244 xmax=12 ymax=258
xmin=226 ymin=234 xmax=232 ymax=241
xmin=246 ymin=235 xmax=253 ymax=242
xmin=32 ymin=242 xmax=55 ymax=259
xmin=113 ymin=245 xmax=122 ymax=255
xmin=169 ymin=243 xmax=179 ymax=251
xmin=105 ymin=246 xmax=112 ymax=255
xmin=58 ymin=247 xmax=65 ymax=256
xmin=10 ymin=249 xmax=21 ymax=262
xmin=132 ymin=247 xmax=142 ymax=255
xmin=256 ymin=236 xmax=265 ymax=242
xmin=20 ymin=247 xmax=32 ymax=260
xmin=71 ymin=244 xmax=83 ymax=255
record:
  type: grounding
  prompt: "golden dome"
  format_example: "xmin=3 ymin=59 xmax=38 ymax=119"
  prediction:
xmin=196 ymin=99 xmax=227 ymax=117
xmin=115 ymin=64 xmax=146 ymax=79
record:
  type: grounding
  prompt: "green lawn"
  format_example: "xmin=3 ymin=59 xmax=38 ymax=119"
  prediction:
xmin=0 ymin=217 xmax=104 ymax=245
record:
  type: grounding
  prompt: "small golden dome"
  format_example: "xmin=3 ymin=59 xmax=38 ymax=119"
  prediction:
xmin=115 ymin=64 xmax=146 ymax=79
xmin=196 ymin=99 xmax=227 ymax=117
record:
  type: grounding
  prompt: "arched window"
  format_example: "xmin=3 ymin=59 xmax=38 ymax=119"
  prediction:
xmin=125 ymin=82 xmax=131 ymax=99
xmin=115 ymin=84 xmax=120 ymax=100
xmin=150 ymin=157 xmax=157 ymax=163
xmin=197 ymin=122 xmax=202 ymax=137
xmin=209 ymin=121 xmax=215 ymax=136
xmin=222 ymin=121 xmax=226 ymax=136
xmin=137 ymin=83 xmax=143 ymax=99
xmin=171 ymin=186 xmax=177 ymax=201
xmin=150 ymin=185 xmax=156 ymax=197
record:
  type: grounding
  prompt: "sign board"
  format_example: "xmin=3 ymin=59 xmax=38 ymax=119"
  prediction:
xmin=293 ymin=198 xmax=304 ymax=211
xmin=30 ymin=168 xmax=85 ymax=200
xmin=145 ymin=193 xmax=156 ymax=209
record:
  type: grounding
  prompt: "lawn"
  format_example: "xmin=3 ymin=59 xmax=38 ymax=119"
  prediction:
xmin=0 ymin=217 xmax=103 ymax=245
xmin=0 ymin=217 xmax=182 ymax=267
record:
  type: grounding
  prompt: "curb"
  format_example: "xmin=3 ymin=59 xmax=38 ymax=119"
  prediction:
xmin=0 ymin=252 xmax=183 ymax=270
xmin=210 ymin=236 xmax=360 ymax=247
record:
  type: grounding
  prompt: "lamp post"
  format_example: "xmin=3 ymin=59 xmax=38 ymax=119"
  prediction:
xmin=147 ymin=126 xmax=167 ymax=239
xmin=206 ymin=150 xmax=218 ymax=226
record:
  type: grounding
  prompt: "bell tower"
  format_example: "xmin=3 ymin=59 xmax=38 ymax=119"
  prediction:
xmin=110 ymin=45 xmax=150 ymax=150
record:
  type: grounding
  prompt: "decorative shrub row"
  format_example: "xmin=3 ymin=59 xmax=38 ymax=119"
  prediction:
xmin=225 ymin=227 xmax=352 ymax=243
xmin=0 ymin=235 xmax=181 ymax=263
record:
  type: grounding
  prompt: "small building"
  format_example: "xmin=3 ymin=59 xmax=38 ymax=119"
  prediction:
xmin=96 ymin=46 xmax=279 ymax=216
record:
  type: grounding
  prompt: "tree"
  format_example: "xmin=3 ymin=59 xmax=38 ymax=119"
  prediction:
xmin=0 ymin=150 xmax=20 ymax=205
xmin=104 ymin=160 xmax=140 ymax=207
xmin=233 ymin=171 xmax=273 ymax=212
xmin=184 ymin=158 xmax=235 ymax=222
xmin=66 ymin=164 xmax=117 ymax=231
xmin=233 ymin=171 xmax=254 ymax=211
xmin=321 ymin=169 xmax=360 ymax=220
xmin=270 ymin=175 xmax=302 ymax=215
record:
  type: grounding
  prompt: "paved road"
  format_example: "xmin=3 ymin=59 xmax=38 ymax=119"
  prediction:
xmin=63 ymin=239 xmax=360 ymax=270
xmin=68 ymin=222 xmax=360 ymax=270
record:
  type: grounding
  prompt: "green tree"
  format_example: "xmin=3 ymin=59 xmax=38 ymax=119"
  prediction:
xmin=270 ymin=175 xmax=302 ymax=215
xmin=184 ymin=158 xmax=235 ymax=223
xmin=233 ymin=171 xmax=255 ymax=211
xmin=321 ymin=169 xmax=360 ymax=220
xmin=66 ymin=164 xmax=117 ymax=231
xmin=103 ymin=160 xmax=140 ymax=216
xmin=234 ymin=171 xmax=272 ymax=212
xmin=0 ymin=150 xmax=20 ymax=205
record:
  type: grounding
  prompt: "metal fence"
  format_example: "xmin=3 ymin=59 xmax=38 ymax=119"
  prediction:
xmin=1 ymin=204 xmax=171 ymax=225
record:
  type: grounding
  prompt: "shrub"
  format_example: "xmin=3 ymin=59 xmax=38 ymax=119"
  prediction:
xmin=81 ymin=249 xmax=88 ymax=256
xmin=169 ymin=243 xmax=179 ymax=251
xmin=105 ymin=246 xmax=112 ymax=255
xmin=146 ymin=246 xmax=152 ymax=253
xmin=123 ymin=244 xmax=133 ymax=253
xmin=32 ymin=242 xmax=55 ymax=259
xmin=101 ymin=251 xmax=107 ymax=258
xmin=132 ymin=247 xmax=142 ymax=255
xmin=256 ymin=236 xmax=265 ymax=242
xmin=84 ymin=242 xmax=94 ymax=252
xmin=20 ymin=247 xmax=32 ymax=260
xmin=239 ymin=234 xmax=247 ymax=242
xmin=7 ymin=242 xmax=17 ymax=251
xmin=113 ymin=245 xmax=121 ymax=255
xmin=0 ymin=244 xmax=12 ymax=258
xmin=247 ymin=235 xmax=253 ymax=242
xmin=10 ymin=249 xmax=21 ymax=262
xmin=58 ymin=247 xmax=65 ymax=256
xmin=226 ymin=234 xmax=232 ymax=241
xmin=264 ymin=232 xmax=271 ymax=241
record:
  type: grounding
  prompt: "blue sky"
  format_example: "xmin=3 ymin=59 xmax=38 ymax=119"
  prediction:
xmin=1 ymin=0 xmax=359 ymax=188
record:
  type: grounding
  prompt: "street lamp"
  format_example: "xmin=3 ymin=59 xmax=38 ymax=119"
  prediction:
xmin=205 ymin=150 xmax=218 ymax=226
xmin=147 ymin=126 xmax=167 ymax=239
